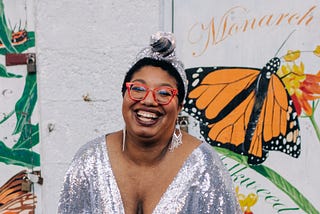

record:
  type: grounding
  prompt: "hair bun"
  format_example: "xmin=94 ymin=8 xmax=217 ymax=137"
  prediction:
xmin=151 ymin=37 xmax=175 ymax=57
xmin=150 ymin=32 xmax=176 ymax=57
xmin=132 ymin=31 xmax=188 ymax=102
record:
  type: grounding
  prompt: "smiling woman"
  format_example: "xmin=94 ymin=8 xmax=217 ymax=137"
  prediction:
xmin=57 ymin=32 xmax=241 ymax=214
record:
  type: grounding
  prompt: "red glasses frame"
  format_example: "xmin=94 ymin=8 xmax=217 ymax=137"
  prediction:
xmin=125 ymin=82 xmax=178 ymax=105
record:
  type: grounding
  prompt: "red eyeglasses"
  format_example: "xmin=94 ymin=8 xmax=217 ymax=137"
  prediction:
xmin=126 ymin=82 xmax=178 ymax=105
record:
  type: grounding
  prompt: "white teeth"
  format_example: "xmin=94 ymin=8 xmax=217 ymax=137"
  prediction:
xmin=137 ymin=111 xmax=158 ymax=119
xmin=139 ymin=116 xmax=153 ymax=122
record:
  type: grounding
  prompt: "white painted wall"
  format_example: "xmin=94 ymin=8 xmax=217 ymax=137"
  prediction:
xmin=36 ymin=0 xmax=171 ymax=212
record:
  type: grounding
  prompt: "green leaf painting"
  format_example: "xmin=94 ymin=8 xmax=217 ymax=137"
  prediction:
xmin=0 ymin=63 xmax=23 ymax=78
xmin=13 ymin=123 xmax=39 ymax=149
xmin=13 ymin=73 xmax=37 ymax=135
xmin=215 ymin=146 xmax=319 ymax=214
xmin=0 ymin=141 xmax=40 ymax=168
xmin=0 ymin=0 xmax=38 ymax=169
xmin=0 ymin=0 xmax=17 ymax=53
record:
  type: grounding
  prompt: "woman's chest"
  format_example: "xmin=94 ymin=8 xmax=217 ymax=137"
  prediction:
xmin=115 ymin=166 xmax=178 ymax=214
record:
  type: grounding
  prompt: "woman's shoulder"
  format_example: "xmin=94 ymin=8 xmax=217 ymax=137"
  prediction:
xmin=72 ymin=135 xmax=107 ymax=162
xmin=183 ymin=133 xmax=219 ymax=159
xmin=197 ymin=141 xmax=220 ymax=158
xmin=179 ymin=132 xmax=224 ymax=166
xmin=189 ymin=140 xmax=226 ymax=171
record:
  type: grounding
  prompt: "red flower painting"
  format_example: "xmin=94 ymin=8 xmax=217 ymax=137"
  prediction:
xmin=277 ymin=48 xmax=320 ymax=141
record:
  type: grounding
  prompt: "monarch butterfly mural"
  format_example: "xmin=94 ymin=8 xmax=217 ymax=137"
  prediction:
xmin=0 ymin=170 xmax=37 ymax=213
xmin=0 ymin=29 xmax=28 ymax=48
xmin=183 ymin=55 xmax=302 ymax=165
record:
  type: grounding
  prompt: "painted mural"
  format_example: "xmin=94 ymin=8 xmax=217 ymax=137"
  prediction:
xmin=174 ymin=0 xmax=320 ymax=213
xmin=0 ymin=0 xmax=39 ymax=213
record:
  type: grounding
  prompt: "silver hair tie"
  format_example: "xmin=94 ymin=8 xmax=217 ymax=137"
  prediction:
xmin=134 ymin=32 xmax=188 ymax=101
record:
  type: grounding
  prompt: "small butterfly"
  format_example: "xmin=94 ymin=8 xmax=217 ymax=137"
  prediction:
xmin=0 ymin=30 xmax=28 ymax=48
xmin=183 ymin=57 xmax=301 ymax=165
xmin=0 ymin=170 xmax=37 ymax=213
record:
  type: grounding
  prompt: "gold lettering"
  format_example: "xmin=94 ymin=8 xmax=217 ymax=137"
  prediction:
xmin=251 ymin=18 xmax=257 ymax=29
xmin=275 ymin=13 xmax=289 ymax=25
xmin=215 ymin=6 xmax=249 ymax=44
xmin=217 ymin=13 xmax=228 ymax=43
xmin=258 ymin=15 xmax=274 ymax=26
xmin=288 ymin=13 xmax=299 ymax=24
xmin=228 ymin=23 xmax=239 ymax=36
xmin=210 ymin=18 xmax=218 ymax=44
xmin=188 ymin=21 xmax=212 ymax=56
xmin=297 ymin=5 xmax=316 ymax=25
xmin=187 ymin=5 xmax=317 ymax=57
xmin=242 ymin=19 xmax=249 ymax=32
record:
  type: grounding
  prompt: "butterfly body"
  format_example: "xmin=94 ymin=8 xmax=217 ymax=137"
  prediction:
xmin=243 ymin=58 xmax=281 ymax=154
xmin=184 ymin=57 xmax=301 ymax=164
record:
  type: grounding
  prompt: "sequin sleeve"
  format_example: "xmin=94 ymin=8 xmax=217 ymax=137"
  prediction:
xmin=189 ymin=143 xmax=242 ymax=213
xmin=57 ymin=143 xmax=92 ymax=214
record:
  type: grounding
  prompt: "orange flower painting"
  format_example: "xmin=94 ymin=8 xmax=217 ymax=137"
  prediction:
xmin=236 ymin=186 xmax=258 ymax=214
xmin=277 ymin=48 xmax=320 ymax=141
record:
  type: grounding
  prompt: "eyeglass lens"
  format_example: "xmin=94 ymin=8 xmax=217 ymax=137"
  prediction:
xmin=128 ymin=83 xmax=176 ymax=104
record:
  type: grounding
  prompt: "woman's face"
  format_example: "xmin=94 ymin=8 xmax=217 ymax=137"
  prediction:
xmin=122 ymin=65 xmax=182 ymax=143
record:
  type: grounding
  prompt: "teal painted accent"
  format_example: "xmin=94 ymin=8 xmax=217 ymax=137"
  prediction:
xmin=0 ymin=0 xmax=39 ymax=169
xmin=0 ymin=141 xmax=40 ymax=168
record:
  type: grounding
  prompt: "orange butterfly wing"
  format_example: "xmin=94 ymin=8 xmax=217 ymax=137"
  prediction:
xmin=0 ymin=193 xmax=36 ymax=214
xmin=184 ymin=60 xmax=301 ymax=164
xmin=186 ymin=67 xmax=258 ymax=154
xmin=189 ymin=68 xmax=257 ymax=120
xmin=0 ymin=171 xmax=37 ymax=213
xmin=249 ymin=75 xmax=300 ymax=162
xmin=207 ymin=91 xmax=255 ymax=147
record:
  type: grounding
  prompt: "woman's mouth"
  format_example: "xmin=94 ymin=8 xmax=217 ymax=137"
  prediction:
xmin=136 ymin=110 xmax=161 ymax=124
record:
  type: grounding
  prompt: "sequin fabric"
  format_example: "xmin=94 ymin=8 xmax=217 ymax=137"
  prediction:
xmin=58 ymin=135 xmax=241 ymax=214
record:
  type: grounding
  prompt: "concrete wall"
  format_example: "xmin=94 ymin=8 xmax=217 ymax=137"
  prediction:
xmin=36 ymin=0 xmax=170 ymax=212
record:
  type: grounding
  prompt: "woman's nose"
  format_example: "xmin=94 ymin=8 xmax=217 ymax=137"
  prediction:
xmin=141 ymin=91 xmax=158 ymax=106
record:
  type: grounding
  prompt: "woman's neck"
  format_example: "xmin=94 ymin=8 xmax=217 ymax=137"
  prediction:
xmin=122 ymin=133 xmax=172 ymax=167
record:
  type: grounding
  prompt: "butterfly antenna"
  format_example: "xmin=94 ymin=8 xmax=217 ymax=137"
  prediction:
xmin=274 ymin=30 xmax=296 ymax=57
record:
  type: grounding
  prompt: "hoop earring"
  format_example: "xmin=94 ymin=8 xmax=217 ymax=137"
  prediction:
xmin=122 ymin=127 xmax=126 ymax=152
xmin=169 ymin=122 xmax=183 ymax=152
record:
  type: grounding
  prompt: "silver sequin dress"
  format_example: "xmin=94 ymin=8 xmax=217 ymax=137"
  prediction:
xmin=58 ymin=135 xmax=241 ymax=213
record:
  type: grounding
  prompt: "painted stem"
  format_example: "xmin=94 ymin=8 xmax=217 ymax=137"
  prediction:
xmin=310 ymin=101 xmax=320 ymax=142
xmin=214 ymin=146 xmax=320 ymax=214
xmin=309 ymin=114 xmax=320 ymax=142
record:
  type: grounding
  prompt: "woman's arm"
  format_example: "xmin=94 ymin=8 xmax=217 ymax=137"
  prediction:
xmin=57 ymin=153 xmax=91 ymax=213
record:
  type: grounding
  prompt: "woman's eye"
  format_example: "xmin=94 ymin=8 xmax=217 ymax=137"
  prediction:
xmin=157 ymin=89 xmax=172 ymax=96
xmin=131 ymin=86 xmax=146 ymax=92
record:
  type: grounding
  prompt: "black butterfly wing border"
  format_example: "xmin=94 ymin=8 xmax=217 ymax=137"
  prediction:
xmin=183 ymin=66 xmax=255 ymax=155
xmin=251 ymin=73 xmax=301 ymax=163
xmin=183 ymin=66 xmax=301 ymax=165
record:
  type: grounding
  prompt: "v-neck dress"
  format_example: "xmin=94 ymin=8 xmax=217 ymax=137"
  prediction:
xmin=58 ymin=135 xmax=241 ymax=214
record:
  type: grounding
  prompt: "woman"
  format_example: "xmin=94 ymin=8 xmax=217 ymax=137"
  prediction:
xmin=58 ymin=32 xmax=241 ymax=214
